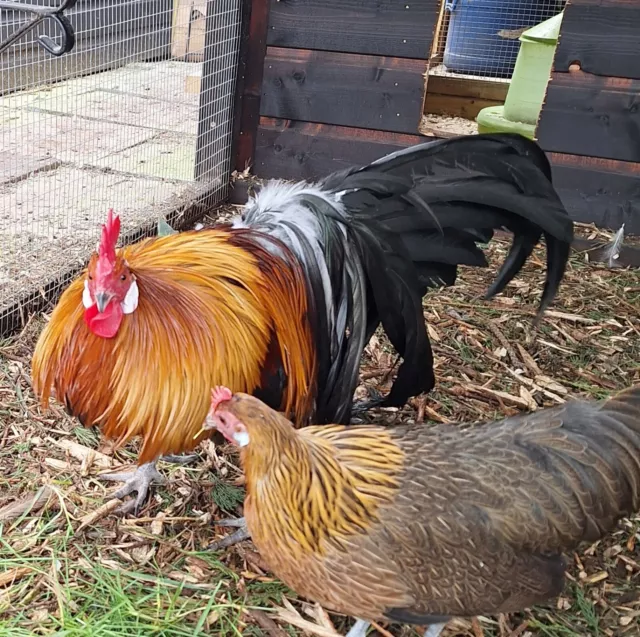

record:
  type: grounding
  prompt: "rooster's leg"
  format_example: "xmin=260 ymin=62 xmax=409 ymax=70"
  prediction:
xmin=98 ymin=454 xmax=200 ymax=515
xmin=351 ymin=387 xmax=385 ymax=417
xmin=207 ymin=517 xmax=251 ymax=550
xmin=99 ymin=461 xmax=166 ymax=515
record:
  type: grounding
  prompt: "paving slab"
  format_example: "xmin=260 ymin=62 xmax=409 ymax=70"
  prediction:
xmin=92 ymin=132 xmax=198 ymax=182
xmin=0 ymin=59 xmax=223 ymax=310
xmin=0 ymin=165 xmax=195 ymax=300
xmin=0 ymin=106 xmax=155 ymax=170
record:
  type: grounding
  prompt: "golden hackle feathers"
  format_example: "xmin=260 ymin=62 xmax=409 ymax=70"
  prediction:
xmin=222 ymin=394 xmax=405 ymax=557
xmin=31 ymin=229 xmax=316 ymax=463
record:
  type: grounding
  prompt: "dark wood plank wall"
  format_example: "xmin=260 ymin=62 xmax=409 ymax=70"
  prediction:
xmin=255 ymin=118 xmax=429 ymax=180
xmin=537 ymin=0 xmax=640 ymax=234
xmin=238 ymin=0 xmax=440 ymax=181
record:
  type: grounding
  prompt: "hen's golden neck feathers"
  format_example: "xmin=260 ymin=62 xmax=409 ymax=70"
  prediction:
xmin=31 ymin=230 xmax=316 ymax=463
xmin=236 ymin=402 xmax=405 ymax=556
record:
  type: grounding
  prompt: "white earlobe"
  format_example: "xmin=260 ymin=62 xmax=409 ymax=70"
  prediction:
xmin=82 ymin=280 xmax=94 ymax=309
xmin=233 ymin=430 xmax=250 ymax=447
xmin=121 ymin=280 xmax=139 ymax=314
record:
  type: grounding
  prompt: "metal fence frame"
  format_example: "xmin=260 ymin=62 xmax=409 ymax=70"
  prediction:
xmin=0 ymin=0 xmax=248 ymax=337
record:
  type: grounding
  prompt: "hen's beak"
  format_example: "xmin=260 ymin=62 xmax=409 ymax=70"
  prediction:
xmin=193 ymin=413 xmax=217 ymax=440
xmin=95 ymin=291 xmax=113 ymax=313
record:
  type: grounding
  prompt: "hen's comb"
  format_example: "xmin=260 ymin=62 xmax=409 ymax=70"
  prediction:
xmin=210 ymin=386 xmax=233 ymax=412
xmin=98 ymin=208 xmax=121 ymax=264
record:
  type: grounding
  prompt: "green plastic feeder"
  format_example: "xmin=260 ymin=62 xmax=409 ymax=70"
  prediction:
xmin=477 ymin=11 xmax=564 ymax=139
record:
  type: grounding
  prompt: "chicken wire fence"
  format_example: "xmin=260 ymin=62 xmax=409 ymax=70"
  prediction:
xmin=429 ymin=0 xmax=566 ymax=82
xmin=0 ymin=0 xmax=242 ymax=334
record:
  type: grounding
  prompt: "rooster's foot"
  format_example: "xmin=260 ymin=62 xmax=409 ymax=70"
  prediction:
xmin=99 ymin=461 xmax=166 ymax=515
xmin=207 ymin=516 xmax=251 ymax=550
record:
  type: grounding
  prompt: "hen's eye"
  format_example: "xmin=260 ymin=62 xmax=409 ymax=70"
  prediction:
xmin=88 ymin=275 xmax=93 ymax=280
xmin=120 ymin=274 xmax=126 ymax=281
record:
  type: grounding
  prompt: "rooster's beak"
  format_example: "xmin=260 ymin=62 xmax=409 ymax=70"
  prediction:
xmin=95 ymin=291 xmax=113 ymax=313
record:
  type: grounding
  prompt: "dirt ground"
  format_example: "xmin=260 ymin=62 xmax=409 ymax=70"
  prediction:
xmin=0 ymin=217 xmax=639 ymax=636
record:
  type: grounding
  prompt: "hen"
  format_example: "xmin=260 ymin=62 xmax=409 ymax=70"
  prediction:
xmin=32 ymin=132 xmax=573 ymax=515
xmin=206 ymin=385 xmax=640 ymax=637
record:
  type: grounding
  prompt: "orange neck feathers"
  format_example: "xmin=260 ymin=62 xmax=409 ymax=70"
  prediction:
xmin=31 ymin=229 xmax=316 ymax=463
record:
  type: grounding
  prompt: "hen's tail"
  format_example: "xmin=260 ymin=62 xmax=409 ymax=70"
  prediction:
xmin=531 ymin=384 xmax=640 ymax=543
xmin=237 ymin=133 xmax=573 ymax=424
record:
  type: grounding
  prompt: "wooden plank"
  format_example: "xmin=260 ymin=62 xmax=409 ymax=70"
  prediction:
xmin=185 ymin=74 xmax=202 ymax=94
xmin=188 ymin=0 xmax=208 ymax=60
xmin=426 ymin=75 xmax=509 ymax=102
xmin=231 ymin=0 xmax=271 ymax=173
xmin=548 ymin=152 xmax=640 ymax=234
xmin=171 ymin=0 xmax=207 ymax=62
xmin=571 ymin=238 xmax=640 ymax=268
xmin=266 ymin=0 xmax=440 ymax=59
xmin=536 ymin=70 xmax=640 ymax=163
xmin=261 ymin=48 xmax=427 ymax=135
xmin=171 ymin=0 xmax=193 ymax=59
xmin=254 ymin=117 xmax=430 ymax=181
xmin=553 ymin=1 xmax=640 ymax=80
xmin=428 ymin=0 xmax=450 ymax=65
xmin=424 ymin=94 xmax=503 ymax=120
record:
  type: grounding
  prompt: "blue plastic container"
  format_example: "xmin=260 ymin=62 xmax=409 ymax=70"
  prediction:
xmin=443 ymin=0 xmax=560 ymax=78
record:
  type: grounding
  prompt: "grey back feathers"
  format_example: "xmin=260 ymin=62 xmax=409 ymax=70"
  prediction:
xmin=236 ymin=181 xmax=367 ymax=424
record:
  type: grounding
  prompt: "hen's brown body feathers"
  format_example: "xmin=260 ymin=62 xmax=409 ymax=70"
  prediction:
xmin=222 ymin=386 xmax=640 ymax=624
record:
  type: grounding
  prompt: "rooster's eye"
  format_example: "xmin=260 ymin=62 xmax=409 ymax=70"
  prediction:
xmin=120 ymin=274 xmax=126 ymax=281
xmin=88 ymin=275 xmax=92 ymax=280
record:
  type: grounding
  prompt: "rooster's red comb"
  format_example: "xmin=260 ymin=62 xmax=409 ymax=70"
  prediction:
xmin=210 ymin=386 xmax=233 ymax=412
xmin=98 ymin=209 xmax=121 ymax=264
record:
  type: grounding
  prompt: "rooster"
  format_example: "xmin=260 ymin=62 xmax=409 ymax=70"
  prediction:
xmin=205 ymin=384 xmax=640 ymax=637
xmin=32 ymin=133 xmax=573 ymax=516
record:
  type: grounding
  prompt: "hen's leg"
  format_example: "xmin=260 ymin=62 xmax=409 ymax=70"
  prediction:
xmin=424 ymin=623 xmax=445 ymax=637
xmin=345 ymin=619 xmax=370 ymax=637
xmin=344 ymin=620 xmax=445 ymax=637
xmin=207 ymin=517 xmax=251 ymax=550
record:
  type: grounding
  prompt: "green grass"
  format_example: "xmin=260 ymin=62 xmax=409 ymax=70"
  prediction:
xmin=1 ymin=234 xmax=639 ymax=636
xmin=0 ymin=507 xmax=278 ymax=636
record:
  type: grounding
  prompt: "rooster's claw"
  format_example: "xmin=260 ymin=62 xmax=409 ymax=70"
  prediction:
xmin=99 ymin=461 xmax=166 ymax=516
